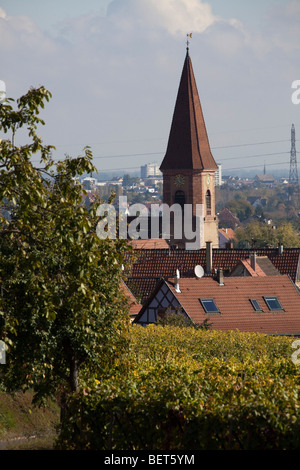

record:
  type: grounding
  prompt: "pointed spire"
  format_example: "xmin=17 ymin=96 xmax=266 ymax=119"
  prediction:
xmin=160 ymin=50 xmax=217 ymax=171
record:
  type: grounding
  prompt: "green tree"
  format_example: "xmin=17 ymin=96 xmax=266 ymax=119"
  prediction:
xmin=235 ymin=220 xmax=300 ymax=248
xmin=0 ymin=87 xmax=130 ymax=414
xmin=226 ymin=199 xmax=254 ymax=222
xmin=155 ymin=308 xmax=212 ymax=330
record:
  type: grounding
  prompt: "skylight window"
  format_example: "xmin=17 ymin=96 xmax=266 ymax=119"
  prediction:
xmin=263 ymin=296 xmax=283 ymax=311
xmin=199 ymin=298 xmax=219 ymax=313
xmin=250 ymin=299 xmax=262 ymax=312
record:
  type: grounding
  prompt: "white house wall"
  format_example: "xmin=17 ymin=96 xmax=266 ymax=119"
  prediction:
xmin=136 ymin=283 xmax=181 ymax=325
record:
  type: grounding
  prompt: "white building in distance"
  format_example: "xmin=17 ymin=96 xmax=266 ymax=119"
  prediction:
xmin=215 ymin=164 xmax=223 ymax=186
xmin=141 ymin=163 xmax=162 ymax=179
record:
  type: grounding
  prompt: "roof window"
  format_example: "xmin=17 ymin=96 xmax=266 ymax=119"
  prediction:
xmin=199 ymin=298 xmax=219 ymax=313
xmin=250 ymin=299 xmax=262 ymax=312
xmin=263 ymin=296 xmax=283 ymax=311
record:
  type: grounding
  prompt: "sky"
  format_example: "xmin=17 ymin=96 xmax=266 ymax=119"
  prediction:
xmin=0 ymin=0 xmax=299 ymax=177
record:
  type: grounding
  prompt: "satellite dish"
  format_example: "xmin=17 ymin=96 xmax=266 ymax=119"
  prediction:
xmin=194 ymin=265 xmax=204 ymax=278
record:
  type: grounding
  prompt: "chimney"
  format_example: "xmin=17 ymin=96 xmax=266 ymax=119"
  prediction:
xmin=174 ymin=269 xmax=181 ymax=293
xmin=206 ymin=241 xmax=212 ymax=274
xmin=250 ymin=252 xmax=256 ymax=272
xmin=217 ymin=268 xmax=224 ymax=286
xmin=278 ymin=244 xmax=283 ymax=255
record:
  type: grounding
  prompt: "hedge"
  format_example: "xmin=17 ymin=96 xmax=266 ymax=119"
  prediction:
xmin=56 ymin=325 xmax=300 ymax=450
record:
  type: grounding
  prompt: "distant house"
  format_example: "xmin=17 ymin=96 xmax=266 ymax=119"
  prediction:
xmin=133 ymin=275 xmax=300 ymax=336
xmin=254 ymin=174 xmax=275 ymax=185
xmin=218 ymin=208 xmax=240 ymax=229
xmin=218 ymin=228 xmax=236 ymax=248
xmin=247 ymin=196 xmax=267 ymax=208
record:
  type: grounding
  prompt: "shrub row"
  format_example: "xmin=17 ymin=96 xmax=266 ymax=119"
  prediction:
xmin=57 ymin=326 xmax=300 ymax=450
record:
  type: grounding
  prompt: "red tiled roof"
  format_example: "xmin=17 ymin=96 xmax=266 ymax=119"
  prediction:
xmin=235 ymin=256 xmax=281 ymax=277
xmin=125 ymin=248 xmax=300 ymax=280
xmin=120 ymin=282 xmax=142 ymax=317
xmin=125 ymin=277 xmax=162 ymax=305
xmin=124 ymin=248 xmax=300 ymax=303
xmin=129 ymin=239 xmax=169 ymax=249
xmin=218 ymin=228 xmax=236 ymax=240
xmin=164 ymin=275 xmax=300 ymax=335
xmin=160 ymin=50 xmax=218 ymax=172
xmin=238 ymin=258 xmax=267 ymax=277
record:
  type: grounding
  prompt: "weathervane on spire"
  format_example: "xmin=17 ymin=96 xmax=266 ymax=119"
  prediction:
xmin=186 ymin=33 xmax=192 ymax=50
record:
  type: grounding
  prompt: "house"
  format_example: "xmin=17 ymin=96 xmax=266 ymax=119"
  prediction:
xmin=218 ymin=208 xmax=240 ymax=229
xmin=133 ymin=275 xmax=300 ymax=336
xmin=254 ymin=174 xmax=275 ymax=185
xmin=218 ymin=228 xmax=236 ymax=248
xmin=247 ymin=196 xmax=267 ymax=208
xmin=230 ymin=254 xmax=281 ymax=277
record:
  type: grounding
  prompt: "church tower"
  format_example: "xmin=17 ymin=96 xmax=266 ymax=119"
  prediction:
xmin=160 ymin=46 xmax=219 ymax=248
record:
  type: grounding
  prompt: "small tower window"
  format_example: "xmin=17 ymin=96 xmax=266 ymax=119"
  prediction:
xmin=174 ymin=190 xmax=185 ymax=209
xmin=206 ymin=190 xmax=211 ymax=215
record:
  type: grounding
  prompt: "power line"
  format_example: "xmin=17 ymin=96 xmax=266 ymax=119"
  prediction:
xmin=212 ymin=139 xmax=290 ymax=150
xmin=51 ymin=138 xmax=292 ymax=157
xmin=221 ymin=151 xmax=289 ymax=162
xmin=78 ymin=148 xmax=290 ymax=161
xmin=92 ymin=152 xmax=162 ymax=160
xmin=90 ymin=160 xmax=291 ymax=173
xmin=30 ymin=140 xmax=292 ymax=171
xmin=223 ymin=161 xmax=290 ymax=172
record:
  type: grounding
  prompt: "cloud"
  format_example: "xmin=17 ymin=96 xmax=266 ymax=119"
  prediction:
xmin=106 ymin=0 xmax=222 ymax=36
xmin=0 ymin=7 xmax=6 ymax=19
xmin=138 ymin=0 xmax=218 ymax=36
xmin=264 ymin=0 xmax=300 ymax=53
xmin=0 ymin=1 xmax=299 ymax=174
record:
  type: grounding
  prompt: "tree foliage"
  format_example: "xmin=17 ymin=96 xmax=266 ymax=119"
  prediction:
xmin=155 ymin=308 xmax=212 ymax=330
xmin=0 ymin=87 xmax=130 ymax=408
xmin=235 ymin=220 xmax=300 ymax=248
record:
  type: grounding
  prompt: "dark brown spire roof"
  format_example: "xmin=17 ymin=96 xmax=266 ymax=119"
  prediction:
xmin=160 ymin=49 xmax=218 ymax=171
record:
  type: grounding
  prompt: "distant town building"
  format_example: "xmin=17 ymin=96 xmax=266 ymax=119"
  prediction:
xmin=254 ymin=174 xmax=275 ymax=185
xmin=218 ymin=208 xmax=241 ymax=229
xmin=215 ymin=164 xmax=223 ymax=186
xmin=141 ymin=163 xmax=162 ymax=178
xmin=82 ymin=177 xmax=97 ymax=190
xmin=218 ymin=227 xmax=236 ymax=248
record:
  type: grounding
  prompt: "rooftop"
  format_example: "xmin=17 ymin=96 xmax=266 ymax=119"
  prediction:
xmin=166 ymin=275 xmax=300 ymax=335
xmin=124 ymin=247 xmax=300 ymax=303
xmin=134 ymin=275 xmax=300 ymax=335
